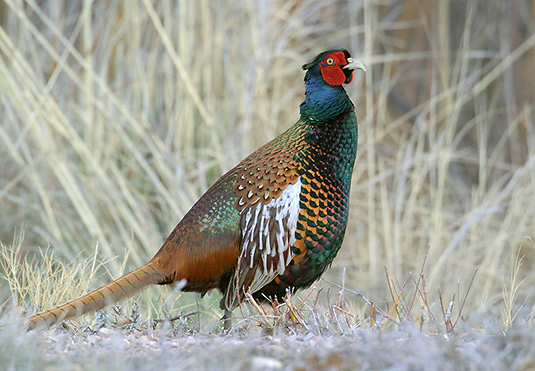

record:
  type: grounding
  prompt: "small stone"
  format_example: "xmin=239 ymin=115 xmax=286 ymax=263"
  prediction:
xmin=87 ymin=334 xmax=100 ymax=345
xmin=251 ymin=356 xmax=282 ymax=370
xmin=98 ymin=327 xmax=114 ymax=337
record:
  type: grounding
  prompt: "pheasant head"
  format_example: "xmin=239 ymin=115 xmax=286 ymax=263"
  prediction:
xmin=300 ymin=49 xmax=365 ymax=122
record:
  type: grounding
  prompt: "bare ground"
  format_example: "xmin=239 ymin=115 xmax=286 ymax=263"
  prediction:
xmin=2 ymin=315 xmax=534 ymax=371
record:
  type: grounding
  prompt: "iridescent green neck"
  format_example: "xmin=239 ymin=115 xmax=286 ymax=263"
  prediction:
xmin=299 ymin=72 xmax=354 ymax=122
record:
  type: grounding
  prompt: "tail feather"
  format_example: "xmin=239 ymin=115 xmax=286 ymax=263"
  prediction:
xmin=27 ymin=263 xmax=165 ymax=330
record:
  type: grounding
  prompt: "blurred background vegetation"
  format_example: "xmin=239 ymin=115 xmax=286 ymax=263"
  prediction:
xmin=0 ymin=0 xmax=534 ymax=328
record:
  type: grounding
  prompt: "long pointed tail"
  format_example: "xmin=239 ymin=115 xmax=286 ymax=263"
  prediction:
xmin=27 ymin=263 xmax=165 ymax=330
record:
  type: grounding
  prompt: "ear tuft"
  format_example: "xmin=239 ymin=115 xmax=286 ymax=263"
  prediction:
xmin=302 ymin=49 xmax=346 ymax=70
xmin=302 ymin=61 xmax=315 ymax=70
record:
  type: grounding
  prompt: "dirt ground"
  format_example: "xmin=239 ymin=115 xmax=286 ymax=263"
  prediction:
xmin=2 ymin=316 xmax=534 ymax=371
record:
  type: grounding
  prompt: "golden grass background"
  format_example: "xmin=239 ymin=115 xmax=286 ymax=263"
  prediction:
xmin=1 ymin=0 xmax=534 ymax=328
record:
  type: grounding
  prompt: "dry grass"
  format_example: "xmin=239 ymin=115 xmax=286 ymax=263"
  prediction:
xmin=0 ymin=0 xmax=535 ymax=340
xmin=0 ymin=230 xmax=106 ymax=314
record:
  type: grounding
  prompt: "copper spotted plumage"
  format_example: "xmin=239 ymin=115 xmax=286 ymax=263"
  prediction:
xmin=27 ymin=49 xmax=366 ymax=330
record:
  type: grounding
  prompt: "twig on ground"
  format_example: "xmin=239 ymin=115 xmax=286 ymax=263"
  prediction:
xmin=322 ymin=278 xmax=396 ymax=323
xmin=385 ymin=266 xmax=402 ymax=321
xmin=409 ymin=244 xmax=430 ymax=315
xmin=452 ymin=269 xmax=478 ymax=331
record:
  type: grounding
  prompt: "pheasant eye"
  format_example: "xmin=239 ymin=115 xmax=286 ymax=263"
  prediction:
xmin=326 ymin=57 xmax=335 ymax=65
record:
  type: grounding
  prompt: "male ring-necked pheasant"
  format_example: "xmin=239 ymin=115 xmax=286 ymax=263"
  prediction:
xmin=27 ymin=49 xmax=365 ymax=330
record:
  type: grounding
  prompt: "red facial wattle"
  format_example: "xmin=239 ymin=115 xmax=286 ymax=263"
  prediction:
xmin=319 ymin=51 xmax=353 ymax=86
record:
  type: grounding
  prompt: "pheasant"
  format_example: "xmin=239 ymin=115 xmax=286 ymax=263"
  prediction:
xmin=27 ymin=49 xmax=365 ymax=330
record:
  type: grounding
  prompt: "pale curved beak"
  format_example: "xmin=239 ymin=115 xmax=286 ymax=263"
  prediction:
xmin=343 ymin=58 xmax=366 ymax=72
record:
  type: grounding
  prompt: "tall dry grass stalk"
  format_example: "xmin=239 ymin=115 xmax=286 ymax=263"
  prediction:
xmin=0 ymin=230 xmax=103 ymax=313
xmin=0 ymin=1 xmax=534 ymax=325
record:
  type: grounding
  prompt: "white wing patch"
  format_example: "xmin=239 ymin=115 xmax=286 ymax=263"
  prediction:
xmin=224 ymin=178 xmax=302 ymax=309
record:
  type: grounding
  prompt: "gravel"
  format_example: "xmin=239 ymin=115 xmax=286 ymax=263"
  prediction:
xmin=2 ymin=314 xmax=534 ymax=371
